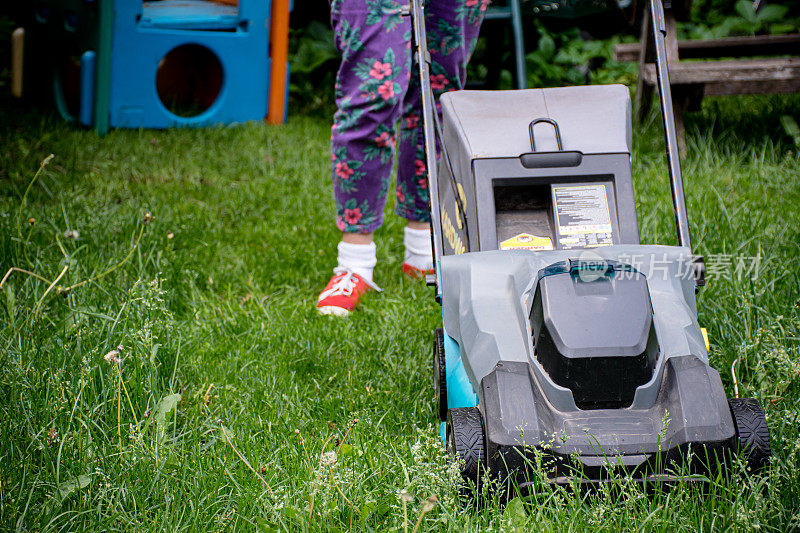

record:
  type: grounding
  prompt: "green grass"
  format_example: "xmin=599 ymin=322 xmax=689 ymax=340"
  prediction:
xmin=1 ymin=94 xmax=800 ymax=531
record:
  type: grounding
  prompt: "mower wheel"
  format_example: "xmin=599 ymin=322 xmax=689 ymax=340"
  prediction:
xmin=728 ymin=398 xmax=771 ymax=472
xmin=446 ymin=407 xmax=485 ymax=487
xmin=433 ymin=328 xmax=447 ymax=421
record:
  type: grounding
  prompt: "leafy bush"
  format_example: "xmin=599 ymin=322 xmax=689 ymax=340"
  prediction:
xmin=0 ymin=14 xmax=17 ymax=89
xmin=287 ymin=0 xmax=800 ymax=108
xmin=684 ymin=0 xmax=800 ymax=38
xmin=288 ymin=20 xmax=338 ymax=115
xmin=524 ymin=20 xmax=637 ymax=89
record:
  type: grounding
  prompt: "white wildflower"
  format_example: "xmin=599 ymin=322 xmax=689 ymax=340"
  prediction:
xmin=422 ymin=495 xmax=437 ymax=512
xmin=103 ymin=350 xmax=121 ymax=364
xmin=321 ymin=450 xmax=337 ymax=467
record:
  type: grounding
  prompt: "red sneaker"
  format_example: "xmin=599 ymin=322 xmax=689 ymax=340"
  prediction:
xmin=402 ymin=263 xmax=434 ymax=279
xmin=317 ymin=268 xmax=381 ymax=316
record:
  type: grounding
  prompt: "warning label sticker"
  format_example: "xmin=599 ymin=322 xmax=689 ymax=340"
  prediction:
xmin=500 ymin=233 xmax=553 ymax=251
xmin=558 ymin=234 xmax=613 ymax=248
xmin=552 ymin=185 xmax=614 ymax=249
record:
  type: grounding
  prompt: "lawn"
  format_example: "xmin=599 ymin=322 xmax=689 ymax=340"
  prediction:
xmin=1 ymin=93 xmax=799 ymax=531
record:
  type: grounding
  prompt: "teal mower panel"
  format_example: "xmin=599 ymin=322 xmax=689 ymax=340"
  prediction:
xmin=440 ymin=325 xmax=478 ymax=447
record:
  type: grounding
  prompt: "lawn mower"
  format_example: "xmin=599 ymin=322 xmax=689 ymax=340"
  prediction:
xmin=411 ymin=0 xmax=771 ymax=489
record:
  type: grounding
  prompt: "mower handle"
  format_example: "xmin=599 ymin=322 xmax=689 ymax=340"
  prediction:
xmin=648 ymin=0 xmax=693 ymax=251
xmin=411 ymin=0 xmax=701 ymax=297
xmin=410 ymin=0 xmax=445 ymax=299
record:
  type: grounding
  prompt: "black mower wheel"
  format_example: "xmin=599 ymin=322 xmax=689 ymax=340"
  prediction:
xmin=446 ymin=407 xmax=485 ymax=487
xmin=433 ymin=328 xmax=447 ymax=421
xmin=728 ymin=398 xmax=771 ymax=473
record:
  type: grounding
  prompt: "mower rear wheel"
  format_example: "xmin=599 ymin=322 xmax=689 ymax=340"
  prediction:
xmin=446 ymin=407 xmax=485 ymax=487
xmin=728 ymin=398 xmax=771 ymax=472
xmin=433 ymin=328 xmax=447 ymax=421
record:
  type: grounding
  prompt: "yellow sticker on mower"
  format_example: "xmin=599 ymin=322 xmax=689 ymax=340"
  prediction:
xmin=701 ymin=327 xmax=710 ymax=352
xmin=500 ymin=233 xmax=553 ymax=251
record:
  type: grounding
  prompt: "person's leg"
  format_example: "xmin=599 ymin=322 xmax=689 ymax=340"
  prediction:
xmin=319 ymin=0 xmax=411 ymax=314
xmin=396 ymin=0 xmax=487 ymax=275
xmin=331 ymin=1 xmax=410 ymax=239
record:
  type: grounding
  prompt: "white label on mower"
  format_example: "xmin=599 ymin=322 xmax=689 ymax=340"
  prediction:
xmin=553 ymin=184 xmax=614 ymax=249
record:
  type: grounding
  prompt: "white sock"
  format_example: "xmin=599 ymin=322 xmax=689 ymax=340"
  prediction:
xmin=403 ymin=226 xmax=433 ymax=270
xmin=337 ymin=241 xmax=377 ymax=282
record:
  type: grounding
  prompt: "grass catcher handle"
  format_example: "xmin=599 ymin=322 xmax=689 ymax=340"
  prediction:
xmin=521 ymin=118 xmax=582 ymax=168
xmin=529 ymin=118 xmax=564 ymax=152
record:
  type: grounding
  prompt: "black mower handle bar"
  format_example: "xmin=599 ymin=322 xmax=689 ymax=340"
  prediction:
xmin=409 ymin=0 xmax=698 ymax=298
xmin=648 ymin=0 xmax=693 ymax=251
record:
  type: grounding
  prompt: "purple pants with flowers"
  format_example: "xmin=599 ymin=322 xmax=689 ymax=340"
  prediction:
xmin=330 ymin=0 xmax=487 ymax=233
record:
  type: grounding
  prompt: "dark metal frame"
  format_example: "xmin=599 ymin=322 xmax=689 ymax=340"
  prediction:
xmin=648 ymin=0 xmax=692 ymax=249
xmin=410 ymin=0 xmax=443 ymax=297
xmin=411 ymin=0 xmax=695 ymax=294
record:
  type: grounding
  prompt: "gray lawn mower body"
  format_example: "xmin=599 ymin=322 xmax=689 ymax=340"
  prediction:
xmin=441 ymin=247 xmax=732 ymax=483
xmin=411 ymin=0 xmax=770 ymax=487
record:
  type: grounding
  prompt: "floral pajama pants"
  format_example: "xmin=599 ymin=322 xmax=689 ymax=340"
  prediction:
xmin=330 ymin=0 xmax=487 ymax=233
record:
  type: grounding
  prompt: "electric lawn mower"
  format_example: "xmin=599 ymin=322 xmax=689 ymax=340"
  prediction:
xmin=410 ymin=0 xmax=772 ymax=490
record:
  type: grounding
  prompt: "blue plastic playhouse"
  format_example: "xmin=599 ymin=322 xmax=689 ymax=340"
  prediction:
xmin=14 ymin=0 xmax=290 ymax=133
xmin=109 ymin=0 xmax=273 ymax=129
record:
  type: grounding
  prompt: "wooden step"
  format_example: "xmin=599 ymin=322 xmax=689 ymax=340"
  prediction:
xmin=614 ymin=34 xmax=800 ymax=62
xmin=641 ymin=57 xmax=800 ymax=95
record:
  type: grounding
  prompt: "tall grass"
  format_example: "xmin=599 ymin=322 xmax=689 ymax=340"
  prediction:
xmin=1 ymin=94 xmax=799 ymax=531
